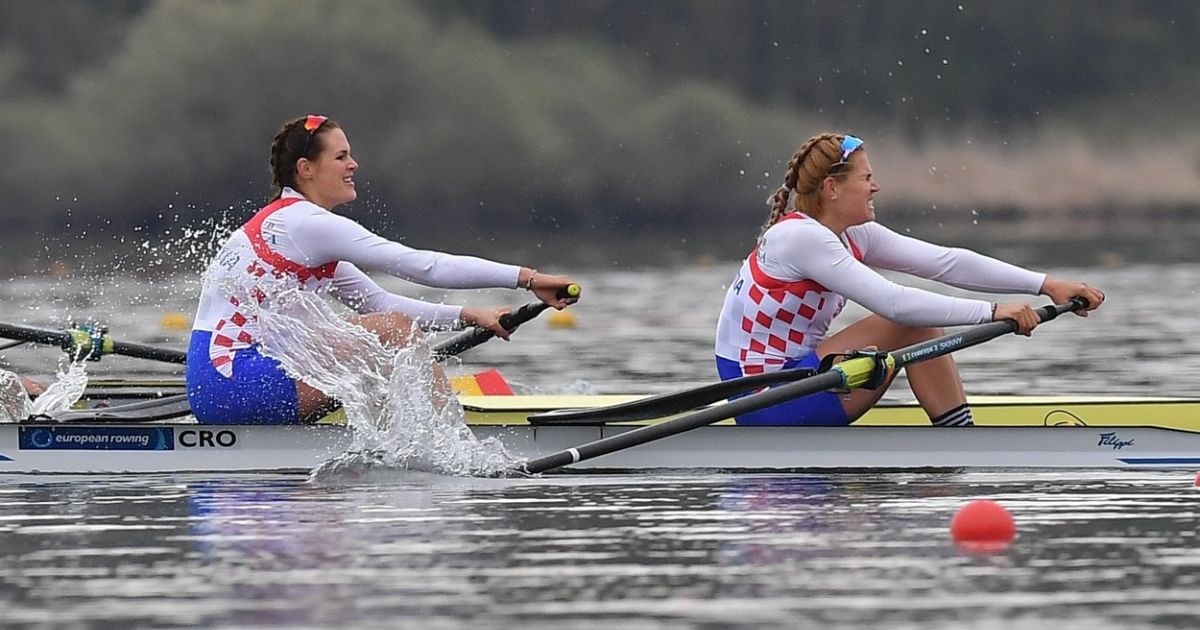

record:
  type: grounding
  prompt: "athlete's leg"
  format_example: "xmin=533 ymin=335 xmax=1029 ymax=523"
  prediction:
xmin=817 ymin=314 xmax=966 ymax=423
xmin=355 ymin=311 xmax=459 ymax=411
xmin=296 ymin=311 xmax=454 ymax=421
xmin=715 ymin=354 xmax=848 ymax=426
xmin=189 ymin=332 xmax=304 ymax=425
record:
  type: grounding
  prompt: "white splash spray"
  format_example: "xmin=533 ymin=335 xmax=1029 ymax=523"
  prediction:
xmin=240 ymin=283 xmax=516 ymax=477
xmin=30 ymin=362 xmax=89 ymax=416
xmin=0 ymin=362 xmax=89 ymax=422
xmin=0 ymin=370 xmax=31 ymax=422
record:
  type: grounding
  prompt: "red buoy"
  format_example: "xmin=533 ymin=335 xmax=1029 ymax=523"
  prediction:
xmin=951 ymin=499 xmax=1016 ymax=552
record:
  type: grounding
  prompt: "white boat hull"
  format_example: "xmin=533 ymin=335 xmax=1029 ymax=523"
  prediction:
xmin=1 ymin=421 xmax=1197 ymax=474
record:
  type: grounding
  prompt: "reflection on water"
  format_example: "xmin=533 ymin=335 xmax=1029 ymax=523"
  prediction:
xmin=1 ymin=471 xmax=1199 ymax=628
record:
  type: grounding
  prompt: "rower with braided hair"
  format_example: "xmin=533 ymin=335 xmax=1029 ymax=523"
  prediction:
xmin=714 ymin=132 xmax=1105 ymax=426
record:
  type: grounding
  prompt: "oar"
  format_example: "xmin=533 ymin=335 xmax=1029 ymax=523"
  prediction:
xmin=518 ymin=299 xmax=1085 ymax=474
xmin=432 ymin=284 xmax=581 ymax=359
xmin=528 ymin=367 xmax=818 ymax=425
xmin=0 ymin=322 xmax=187 ymax=364
xmin=0 ymin=283 xmax=581 ymax=366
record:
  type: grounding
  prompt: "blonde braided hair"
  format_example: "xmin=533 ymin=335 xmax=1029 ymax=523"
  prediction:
xmin=760 ymin=132 xmax=859 ymax=237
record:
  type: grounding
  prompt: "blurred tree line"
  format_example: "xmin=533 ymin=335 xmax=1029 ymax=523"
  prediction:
xmin=0 ymin=0 xmax=1197 ymax=266
xmin=431 ymin=0 xmax=1200 ymax=134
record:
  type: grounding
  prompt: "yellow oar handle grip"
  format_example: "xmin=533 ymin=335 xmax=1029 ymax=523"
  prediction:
xmin=837 ymin=352 xmax=896 ymax=390
xmin=558 ymin=284 xmax=582 ymax=299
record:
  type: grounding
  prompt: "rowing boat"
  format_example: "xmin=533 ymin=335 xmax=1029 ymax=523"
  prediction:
xmin=4 ymin=302 xmax=1194 ymax=473
xmin=3 ymin=392 xmax=1200 ymax=473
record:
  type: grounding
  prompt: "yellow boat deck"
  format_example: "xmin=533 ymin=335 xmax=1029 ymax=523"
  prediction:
xmin=458 ymin=394 xmax=1200 ymax=431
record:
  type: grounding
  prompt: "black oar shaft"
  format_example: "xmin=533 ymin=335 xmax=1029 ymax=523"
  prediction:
xmin=432 ymin=302 xmax=550 ymax=359
xmin=892 ymin=301 xmax=1075 ymax=368
xmin=0 ymin=323 xmax=70 ymax=347
xmin=528 ymin=366 xmax=817 ymax=425
xmin=2 ymin=283 xmax=581 ymax=365
xmin=519 ymin=301 xmax=1081 ymax=474
xmin=432 ymin=284 xmax=581 ymax=359
xmin=107 ymin=340 xmax=187 ymax=364
xmin=522 ymin=370 xmax=847 ymax=473
xmin=0 ymin=323 xmax=189 ymax=364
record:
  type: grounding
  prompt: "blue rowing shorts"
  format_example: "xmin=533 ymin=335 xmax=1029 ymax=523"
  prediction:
xmin=715 ymin=353 xmax=849 ymax=426
xmin=186 ymin=330 xmax=300 ymax=424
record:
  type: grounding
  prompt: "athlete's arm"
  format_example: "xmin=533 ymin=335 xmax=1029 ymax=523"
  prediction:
xmin=292 ymin=211 xmax=521 ymax=289
xmin=850 ymin=222 xmax=1045 ymax=294
xmin=328 ymin=262 xmax=464 ymax=329
xmin=762 ymin=221 xmax=993 ymax=326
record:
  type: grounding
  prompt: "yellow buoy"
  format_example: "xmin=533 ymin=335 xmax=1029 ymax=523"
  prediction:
xmin=159 ymin=311 xmax=191 ymax=331
xmin=546 ymin=309 xmax=578 ymax=329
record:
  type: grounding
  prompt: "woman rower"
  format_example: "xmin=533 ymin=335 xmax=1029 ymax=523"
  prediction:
xmin=714 ymin=132 xmax=1105 ymax=426
xmin=187 ymin=115 xmax=578 ymax=425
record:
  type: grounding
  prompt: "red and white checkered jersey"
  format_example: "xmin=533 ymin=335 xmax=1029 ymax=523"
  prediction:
xmin=715 ymin=213 xmax=1046 ymax=371
xmin=193 ymin=188 xmax=523 ymax=377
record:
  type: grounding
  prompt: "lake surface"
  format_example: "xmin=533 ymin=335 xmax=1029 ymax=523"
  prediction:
xmin=2 ymin=470 xmax=1198 ymax=628
xmin=2 ymin=263 xmax=1200 ymax=628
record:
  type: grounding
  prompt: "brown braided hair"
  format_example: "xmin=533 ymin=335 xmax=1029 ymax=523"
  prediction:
xmin=268 ymin=115 xmax=342 ymax=199
xmin=760 ymin=132 xmax=860 ymax=236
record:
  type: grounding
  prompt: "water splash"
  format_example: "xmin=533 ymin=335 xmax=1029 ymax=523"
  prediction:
xmin=0 ymin=370 xmax=32 ymax=422
xmin=0 ymin=362 xmax=89 ymax=422
xmin=30 ymin=362 xmax=89 ymax=416
xmin=237 ymin=283 xmax=517 ymax=477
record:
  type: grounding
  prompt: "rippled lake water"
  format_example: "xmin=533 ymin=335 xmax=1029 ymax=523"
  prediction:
xmin=2 ymin=470 xmax=1198 ymax=628
xmin=3 ymin=264 xmax=1200 ymax=628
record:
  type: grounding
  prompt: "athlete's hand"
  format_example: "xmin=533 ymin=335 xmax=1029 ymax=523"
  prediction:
xmin=521 ymin=270 xmax=580 ymax=309
xmin=993 ymin=303 xmax=1040 ymax=336
xmin=460 ymin=306 xmax=514 ymax=340
xmin=1040 ymin=277 xmax=1105 ymax=317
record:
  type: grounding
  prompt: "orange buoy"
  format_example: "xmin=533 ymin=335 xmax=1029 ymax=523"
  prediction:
xmin=951 ymin=499 xmax=1016 ymax=552
xmin=546 ymin=309 xmax=577 ymax=329
xmin=1194 ymin=471 xmax=1200 ymax=487
xmin=159 ymin=311 xmax=190 ymax=331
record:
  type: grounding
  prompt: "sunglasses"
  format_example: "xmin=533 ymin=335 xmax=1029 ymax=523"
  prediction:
xmin=300 ymin=114 xmax=328 ymax=157
xmin=827 ymin=134 xmax=864 ymax=174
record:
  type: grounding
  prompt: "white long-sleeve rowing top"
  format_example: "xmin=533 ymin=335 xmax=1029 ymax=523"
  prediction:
xmin=714 ymin=212 xmax=1045 ymax=373
xmin=192 ymin=188 xmax=521 ymax=376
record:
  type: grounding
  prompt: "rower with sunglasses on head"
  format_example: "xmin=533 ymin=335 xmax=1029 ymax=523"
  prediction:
xmin=187 ymin=115 xmax=578 ymax=425
xmin=714 ymin=132 xmax=1105 ymax=427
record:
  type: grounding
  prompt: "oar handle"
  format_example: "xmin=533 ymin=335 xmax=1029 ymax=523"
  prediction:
xmin=432 ymin=284 xmax=581 ymax=360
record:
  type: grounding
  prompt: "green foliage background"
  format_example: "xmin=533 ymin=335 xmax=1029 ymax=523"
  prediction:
xmin=1 ymin=0 xmax=1197 ymax=265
